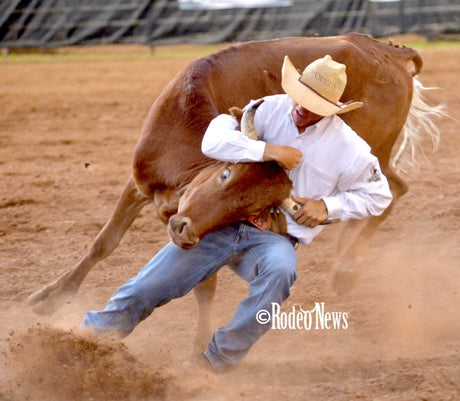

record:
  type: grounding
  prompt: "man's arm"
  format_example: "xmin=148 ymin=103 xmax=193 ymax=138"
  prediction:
xmin=201 ymin=114 xmax=266 ymax=163
xmin=202 ymin=114 xmax=302 ymax=170
xmin=289 ymin=161 xmax=392 ymax=229
xmin=321 ymin=156 xmax=393 ymax=221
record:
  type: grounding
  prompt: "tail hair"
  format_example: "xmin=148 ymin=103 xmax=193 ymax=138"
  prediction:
xmin=391 ymin=78 xmax=450 ymax=172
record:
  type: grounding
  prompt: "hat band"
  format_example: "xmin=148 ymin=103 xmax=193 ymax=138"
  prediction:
xmin=297 ymin=74 xmax=353 ymax=108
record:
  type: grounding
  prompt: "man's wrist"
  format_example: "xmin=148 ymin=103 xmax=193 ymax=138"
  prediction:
xmin=262 ymin=142 xmax=275 ymax=162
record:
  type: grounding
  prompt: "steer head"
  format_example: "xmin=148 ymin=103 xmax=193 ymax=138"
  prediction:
xmin=167 ymin=161 xmax=292 ymax=249
xmin=167 ymin=99 xmax=296 ymax=249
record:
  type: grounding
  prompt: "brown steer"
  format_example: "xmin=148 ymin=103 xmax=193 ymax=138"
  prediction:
xmin=27 ymin=33 xmax=443 ymax=352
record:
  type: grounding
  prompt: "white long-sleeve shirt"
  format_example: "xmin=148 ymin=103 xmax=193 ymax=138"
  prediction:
xmin=202 ymin=94 xmax=393 ymax=245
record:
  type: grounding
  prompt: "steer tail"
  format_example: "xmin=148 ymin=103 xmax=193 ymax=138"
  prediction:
xmin=388 ymin=40 xmax=423 ymax=76
xmin=388 ymin=41 xmax=448 ymax=171
xmin=411 ymin=53 xmax=423 ymax=76
xmin=391 ymin=77 xmax=449 ymax=171
xmin=408 ymin=49 xmax=423 ymax=77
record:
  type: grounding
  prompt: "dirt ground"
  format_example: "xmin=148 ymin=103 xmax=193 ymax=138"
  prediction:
xmin=0 ymin=41 xmax=459 ymax=401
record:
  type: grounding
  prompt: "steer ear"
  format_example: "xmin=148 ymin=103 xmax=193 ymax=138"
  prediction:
xmin=229 ymin=106 xmax=244 ymax=125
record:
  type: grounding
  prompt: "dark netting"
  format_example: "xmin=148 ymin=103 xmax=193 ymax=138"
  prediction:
xmin=0 ymin=0 xmax=459 ymax=48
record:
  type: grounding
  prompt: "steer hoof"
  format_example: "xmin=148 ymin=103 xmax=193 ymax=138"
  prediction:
xmin=192 ymin=330 xmax=211 ymax=356
xmin=27 ymin=285 xmax=75 ymax=315
xmin=181 ymin=353 xmax=215 ymax=374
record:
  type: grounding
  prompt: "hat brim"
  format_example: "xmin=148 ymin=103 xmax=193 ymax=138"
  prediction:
xmin=281 ymin=56 xmax=363 ymax=117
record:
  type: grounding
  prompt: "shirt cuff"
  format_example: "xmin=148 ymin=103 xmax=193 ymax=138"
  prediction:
xmin=321 ymin=195 xmax=342 ymax=220
xmin=249 ymin=140 xmax=267 ymax=162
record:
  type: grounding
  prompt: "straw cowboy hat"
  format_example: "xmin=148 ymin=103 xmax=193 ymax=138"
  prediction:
xmin=281 ymin=55 xmax=363 ymax=116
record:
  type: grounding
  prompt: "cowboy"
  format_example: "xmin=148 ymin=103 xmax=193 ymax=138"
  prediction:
xmin=81 ymin=55 xmax=393 ymax=372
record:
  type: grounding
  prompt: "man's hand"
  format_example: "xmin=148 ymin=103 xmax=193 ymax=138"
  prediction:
xmin=291 ymin=196 xmax=328 ymax=228
xmin=263 ymin=143 xmax=302 ymax=170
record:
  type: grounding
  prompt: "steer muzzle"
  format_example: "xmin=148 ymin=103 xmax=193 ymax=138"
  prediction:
xmin=167 ymin=215 xmax=200 ymax=249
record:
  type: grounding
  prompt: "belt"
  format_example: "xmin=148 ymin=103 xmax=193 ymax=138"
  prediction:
xmin=241 ymin=220 xmax=299 ymax=248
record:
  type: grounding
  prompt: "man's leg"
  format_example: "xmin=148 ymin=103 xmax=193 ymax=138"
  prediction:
xmin=204 ymin=225 xmax=298 ymax=371
xmin=81 ymin=224 xmax=241 ymax=336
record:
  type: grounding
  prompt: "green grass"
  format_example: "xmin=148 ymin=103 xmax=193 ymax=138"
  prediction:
xmin=1 ymin=44 xmax=227 ymax=63
xmin=2 ymin=39 xmax=458 ymax=64
xmin=2 ymin=52 xmax=151 ymax=63
xmin=378 ymin=35 xmax=460 ymax=50
xmin=406 ymin=40 xmax=460 ymax=50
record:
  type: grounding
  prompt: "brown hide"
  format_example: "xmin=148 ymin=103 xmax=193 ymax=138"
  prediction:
xmin=133 ymin=32 xmax=419 ymax=203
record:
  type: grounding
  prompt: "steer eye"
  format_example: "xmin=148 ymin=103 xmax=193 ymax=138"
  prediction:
xmin=220 ymin=168 xmax=231 ymax=181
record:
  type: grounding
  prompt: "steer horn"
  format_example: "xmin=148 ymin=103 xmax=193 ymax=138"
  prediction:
xmin=240 ymin=99 xmax=303 ymax=216
xmin=240 ymin=99 xmax=264 ymax=140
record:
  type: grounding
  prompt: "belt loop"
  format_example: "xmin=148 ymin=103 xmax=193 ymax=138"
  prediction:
xmin=237 ymin=221 xmax=249 ymax=241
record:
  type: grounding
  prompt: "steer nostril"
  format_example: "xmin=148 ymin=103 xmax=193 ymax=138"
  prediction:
xmin=177 ymin=220 xmax=187 ymax=235
xmin=169 ymin=215 xmax=191 ymax=236
xmin=167 ymin=215 xmax=198 ymax=249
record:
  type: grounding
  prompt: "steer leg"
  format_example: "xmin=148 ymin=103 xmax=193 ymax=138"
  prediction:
xmin=331 ymin=169 xmax=408 ymax=293
xmin=27 ymin=176 xmax=151 ymax=314
xmin=192 ymin=273 xmax=218 ymax=355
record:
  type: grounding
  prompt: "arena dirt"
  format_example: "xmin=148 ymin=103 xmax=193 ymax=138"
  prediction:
xmin=0 ymin=42 xmax=459 ymax=400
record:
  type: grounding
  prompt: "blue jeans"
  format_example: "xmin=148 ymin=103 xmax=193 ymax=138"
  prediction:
xmin=81 ymin=222 xmax=298 ymax=371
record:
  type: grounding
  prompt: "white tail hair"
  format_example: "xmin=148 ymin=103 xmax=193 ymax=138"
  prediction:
xmin=392 ymin=78 xmax=449 ymax=172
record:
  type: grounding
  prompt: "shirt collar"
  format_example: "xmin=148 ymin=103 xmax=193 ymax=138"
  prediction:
xmin=287 ymin=105 xmax=333 ymax=135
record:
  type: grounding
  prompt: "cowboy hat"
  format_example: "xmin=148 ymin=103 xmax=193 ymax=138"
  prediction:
xmin=281 ymin=55 xmax=363 ymax=116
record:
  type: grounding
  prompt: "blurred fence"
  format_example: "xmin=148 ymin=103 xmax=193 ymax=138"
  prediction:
xmin=0 ymin=0 xmax=459 ymax=49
